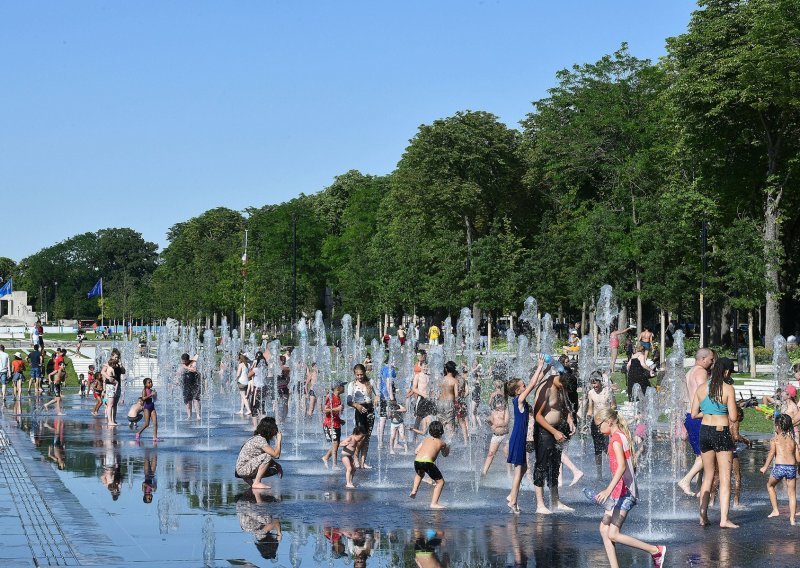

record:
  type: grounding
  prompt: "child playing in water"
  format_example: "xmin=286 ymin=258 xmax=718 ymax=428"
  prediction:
xmin=341 ymin=426 xmax=367 ymax=488
xmin=388 ymin=399 xmax=408 ymax=454
xmin=505 ymin=355 xmax=546 ymax=514
xmin=759 ymin=413 xmax=797 ymax=524
xmin=592 ymin=407 xmax=666 ymax=568
xmin=322 ymin=382 xmax=345 ymax=468
xmin=104 ymin=374 xmax=118 ymax=426
xmin=409 ymin=420 xmax=450 ymax=509
xmin=127 ymin=398 xmax=144 ymax=428
xmin=481 ymin=378 xmax=511 ymax=477
xmin=91 ymin=371 xmax=104 ymax=415
xmin=136 ymin=378 xmax=159 ymax=441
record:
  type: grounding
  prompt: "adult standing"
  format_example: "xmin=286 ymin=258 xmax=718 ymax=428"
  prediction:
xmin=436 ymin=361 xmax=459 ymax=440
xmin=179 ymin=353 xmax=201 ymax=420
xmin=625 ymin=346 xmax=654 ymax=401
xmin=346 ymin=364 xmax=377 ymax=468
xmin=638 ymin=327 xmax=654 ymax=362
xmin=236 ymin=353 xmax=252 ymax=415
xmin=691 ymin=357 xmax=738 ymax=528
xmin=678 ymin=348 xmax=715 ymax=496
xmin=586 ymin=373 xmax=616 ymax=479
xmin=532 ymin=367 xmax=575 ymax=514
xmin=0 ymin=345 xmax=10 ymax=400
xmin=103 ymin=348 xmax=126 ymax=426
xmin=609 ymin=325 xmax=633 ymax=372
xmin=27 ymin=345 xmax=43 ymax=394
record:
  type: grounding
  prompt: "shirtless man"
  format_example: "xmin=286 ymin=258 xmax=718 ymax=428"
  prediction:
xmin=638 ymin=327 xmax=655 ymax=361
xmin=436 ymin=361 xmax=460 ymax=440
xmin=678 ymin=348 xmax=715 ymax=496
xmin=532 ymin=368 xmax=575 ymax=514
xmin=408 ymin=355 xmax=434 ymax=441
xmin=586 ymin=373 xmax=616 ymax=479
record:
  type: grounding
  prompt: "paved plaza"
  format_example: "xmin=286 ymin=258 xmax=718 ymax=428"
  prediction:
xmin=0 ymin=390 xmax=799 ymax=567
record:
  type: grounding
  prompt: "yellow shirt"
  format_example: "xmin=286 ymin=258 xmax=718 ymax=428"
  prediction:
xmin=428 ymin=326 xmax=440 ymax=341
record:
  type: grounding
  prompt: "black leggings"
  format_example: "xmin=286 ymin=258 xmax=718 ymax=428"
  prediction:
xmin=533 ymin=424 xmax=562 ymax=488
xmin=354 ymin=403 xmax=375 ymax=439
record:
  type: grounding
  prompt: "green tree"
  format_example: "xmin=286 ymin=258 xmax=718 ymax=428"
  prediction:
xmin=666 ymin=0 xmax=800 ymax=340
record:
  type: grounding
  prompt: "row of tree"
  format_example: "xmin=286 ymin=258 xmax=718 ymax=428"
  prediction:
xmin=3 ymin=1 xmax=799 ymax=341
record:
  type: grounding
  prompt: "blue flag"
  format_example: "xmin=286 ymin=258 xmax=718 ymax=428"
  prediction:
xmin=87 ymin=278 xmax=103 ymax=299
xmin=0 ymin=278 xmax=11 ymax=298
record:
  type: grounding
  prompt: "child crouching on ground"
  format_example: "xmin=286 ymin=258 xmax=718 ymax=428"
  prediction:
xmin=341 ymin=426 xmax=367 ymax=489
xmin=409 ymin=420 xmax=449 ymax=509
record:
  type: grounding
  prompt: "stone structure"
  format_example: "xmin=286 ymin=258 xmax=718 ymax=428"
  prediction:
xmin=0 ymin=290 xmax=41 ymax=327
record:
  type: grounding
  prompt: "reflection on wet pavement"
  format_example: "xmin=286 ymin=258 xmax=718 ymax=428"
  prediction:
xmin=2 ymin=392 xmax=798 ymax=567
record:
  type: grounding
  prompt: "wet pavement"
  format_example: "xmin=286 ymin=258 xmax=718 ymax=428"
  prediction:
xmin=1 ymin=391 xmax=799 ymax=567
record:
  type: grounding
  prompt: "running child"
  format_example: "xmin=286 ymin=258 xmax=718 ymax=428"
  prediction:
xmin=341 ymin=426 xmax=367 ymax=488
xmin=388 ymin=399 xmax=408 ymax=454
xmin=136 ymin=378 xmax=159 ymax=441
xmin=42 ymin=361 xmax=67 ymax=415
xmin=322 ymin=382 xmax=345 ymax=468
xmin=409 ymin=420 xmax=450 ymax=509
xmin=759 ymin=413 xmax=797 ymax=524
xmin=592 ymin=407 xmax=666 ymax=568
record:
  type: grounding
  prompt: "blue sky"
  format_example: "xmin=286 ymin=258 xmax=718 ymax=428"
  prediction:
xmin=1 ymin=1 xmax=697 ymax=262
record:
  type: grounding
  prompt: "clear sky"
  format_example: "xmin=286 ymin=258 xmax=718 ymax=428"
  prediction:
xmin=1 ymin=0 xmax=697 ymax=262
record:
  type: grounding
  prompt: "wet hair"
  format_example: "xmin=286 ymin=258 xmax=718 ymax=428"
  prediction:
xmin=493 ymin=378 xmax=504 ymax=390
xmin=595 ymin=407 xmax=636 ymax=468
xmin=504 ymin=378 xmax=522 ymax=398
xmin=143 ymin=493 xmax=153 ymax=504
xmin=428 ymin=421 xmax=444 ymax=439
xmin=736 ymin=407 xmax=744 ymax=423
xmin=254 ymin=416 xmax=279 ymax=441
xmin=590 ymin=370 xmax=604 ymax=384
xmin=279 ymin=355 xmax=286 ymax=364
xmin=111 ymin=348 xmax=121 ymax=357
xmin=444 ymin=361 xmax=458 ymax=376
xmin=143 ymin=377 xmax=152 ymax=386
xmin=181 ymin=353 xmax=190 ymax=363
xmin=709 ymin=359 xmax=727 ymax=404
xmin=238 ymin=352 xmax=250 ymax=364
xmin=353 ymin=363 xmax=367 ymax=374
xmin=352 ymin=425 xmax=366 ymax=436
xmin=776 ymin=413 xmax=794 ymax=439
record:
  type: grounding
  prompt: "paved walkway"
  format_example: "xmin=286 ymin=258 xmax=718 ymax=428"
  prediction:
xmin=0 ymin=416 xmax=123 ymax=566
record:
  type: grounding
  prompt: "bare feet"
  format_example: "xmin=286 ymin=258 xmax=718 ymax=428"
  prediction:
xmin=699 ymin=516 xmax=709 ymax=527
xmin=409 ymin=491 xmax=417 ymax=499
xmin=361 ymin=463 xmax=373 ymax=469
xmin=507 ymin=502 xmax=521 ymax=514
xmin=719 ymin=520 xmax=739 ymax=529
xmin=345 ymin=483 xmax=355 ymax=489
xmin=430 ymin=503 xmax=446 ymax=509
xmin=555 ymin=503 xmax=575 ymax=513
xmin=677 ymin=481 xmax=694 ymax=497
xmin=536 ymin=506 xmax=553 ymax=515
xmin=322 ymin=457 xmax=329 ymax=468
xmin=251 ymin=482 xmax=271 ymax=489
xmin=570 ymin=471 xmax=584 ymax=487
xmin=768 ymin=510 xmax=780 ymax=518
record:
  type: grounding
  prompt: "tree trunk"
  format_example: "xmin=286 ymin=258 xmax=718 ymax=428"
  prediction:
xmin=660 ymin=309 xmax=666 ymax=367
xmin=699 ymin=291 xmax=705 ymax=348
xmin=719 ymin=304 xmax=729 ymax=347
xmin=619 ymin=305 xmax=628 ymax=332
xmin=581 ymin=301 xmax=587 ymax=340
xmin=749 ymin=311 xmax=756 ymax=379
xmin=636 ymin=273 xmax=642 ymax=336
xmin=764 ymin=178 xmax=782 ymax=345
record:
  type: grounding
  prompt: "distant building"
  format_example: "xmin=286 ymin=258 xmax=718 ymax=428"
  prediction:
xmin=0 ymin=290 xmax=42 ymax=327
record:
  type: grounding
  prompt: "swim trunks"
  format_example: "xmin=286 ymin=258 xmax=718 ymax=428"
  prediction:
xmin=771 ymin=464 xmax=797 ymax=481
xmin=684 ymin=413 xmax=702 ymax=455
xmin=414 ymin=460 xmax=443 ymax=481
